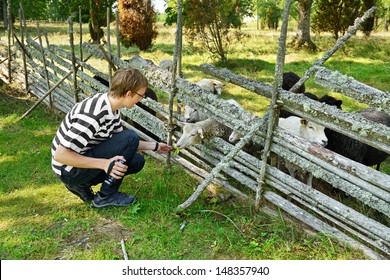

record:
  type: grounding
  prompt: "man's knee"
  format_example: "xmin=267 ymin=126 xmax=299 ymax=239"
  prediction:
xmin=126 ymin=153 xmax=145 ymax=174
xmin=119 ymin=129 xmax=140 ymax=148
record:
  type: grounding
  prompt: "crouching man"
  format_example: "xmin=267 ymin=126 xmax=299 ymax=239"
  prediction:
xmin=51 ymin=68 xmax=172 ymax=208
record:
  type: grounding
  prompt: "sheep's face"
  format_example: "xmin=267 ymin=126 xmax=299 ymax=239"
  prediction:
xmin=184 ymin=105 xmax=199 ymax=123
xmin=211 ymin=80 xmax=224 ymax=95
xmin=300 ymin=119 xmax=328 ymax=147
xmin=228 ymin=130 xmax=241 ymax=143
xmin=176 ymin=123 xmax=203 ymax=149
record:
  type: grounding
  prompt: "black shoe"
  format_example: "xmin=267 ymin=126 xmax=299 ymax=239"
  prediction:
xmin=92 ymin=191 xmax=137 ymax=208
xmin=65 ymin=184 xmax=95 ymax=202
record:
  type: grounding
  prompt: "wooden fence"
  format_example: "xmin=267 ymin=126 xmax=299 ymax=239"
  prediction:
xmin=1 ymin=5 xmax=389 ymax=260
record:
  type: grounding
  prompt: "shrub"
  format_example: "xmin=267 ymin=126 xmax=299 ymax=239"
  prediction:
xmin=118 ymin=0 xmax=158 ymax=50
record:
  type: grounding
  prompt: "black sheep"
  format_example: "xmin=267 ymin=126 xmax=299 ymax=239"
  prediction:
xmin=321 ymin=96 xmax=389 ymax=170
xmin=282 ymin=72 xmax=306 ymax=93
xmin=280 ymin=72 xmax=313 ymax=118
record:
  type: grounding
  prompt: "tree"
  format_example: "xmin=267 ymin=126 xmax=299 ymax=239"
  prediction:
xmin=165 ymin=0 xmax=253 ymax=62
xmin=361 ymin=0 xmax=376 ymax=35
xmin=89 ymin=0 xmax=106 ymax=43
xmin=257 ymin=0 xmax=282 ymax=31
xmin=289 ymin=0 xmax=317 ymax=51
xmin=118 ymin=0 xmax=158 ymax=50
xmin=312 ymin=0 xmax=361 ymax=39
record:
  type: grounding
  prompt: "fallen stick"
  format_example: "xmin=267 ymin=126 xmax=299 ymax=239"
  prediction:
xmin=120 ymin=239 xmax=129 ymax=260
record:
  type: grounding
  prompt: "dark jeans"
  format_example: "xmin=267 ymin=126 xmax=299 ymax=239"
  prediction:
xmin=59 ymin=130 xmax=145 ymax=196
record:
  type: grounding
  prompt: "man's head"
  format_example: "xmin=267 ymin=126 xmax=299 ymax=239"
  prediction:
xmin=110 ymin=68 xmax=148 ymax=98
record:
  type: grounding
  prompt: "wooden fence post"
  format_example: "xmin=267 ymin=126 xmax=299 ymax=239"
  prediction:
xmin=79 ymin=6 xmax=84 ymax=72
xmin=19 ymin=6 xmax=29 ymax=94
xmin=166 ymin=0 xmax=183 ymax=166
xmin=115 ymin=10 xmax=120 ymax=59
xmin=7 ymin=0 xmax=12 ymax=82
xmin=68 ymin=17 xmax=79 ymax=103
xmin=256 ymin=0 xmax=293 ymax=211
xmin=107 ymin=7 xmax=112 ymax=88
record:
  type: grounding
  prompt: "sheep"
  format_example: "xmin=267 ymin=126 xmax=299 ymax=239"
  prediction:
xmin=282 ymin=72 xmax=306 ymax=93
xmin=196 ymin=78 xmax=224 ymax=95
xmin=175 ymin=118 xmax=232 ymax=149
xmin=225 ymin=99 xmax=245 ymax=143
xmin=315 ymin=95 xmax=389 ymax=170
xmin=183 ymin=78 xmax=225 ymax=123
xmin=278 ymin=116 xmax=328 ymax=186
xmin=318 ymin=94 xmax=343 ymax=108
xmin=325 ymin=107 xmax=390 ymax=170
xmin=280 ymin=72 xmax=314 ymax=118
xmin=158 ymin=59 xmax=174 ymax=72
xmin=184 ymin=104 xmax=209 ymax=123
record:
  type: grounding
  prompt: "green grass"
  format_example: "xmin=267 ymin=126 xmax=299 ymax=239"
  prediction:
xmin=1 ymin=20 xmax=389 ymax=260
xmin=0 ymin=85 xmax=368 ymax=260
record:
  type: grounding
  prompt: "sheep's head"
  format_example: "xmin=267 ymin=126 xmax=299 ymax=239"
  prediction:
xmin=300 ymin=119 xmax=328 ymax=147
xmin=211 ymin=79 xmax=224 ymax=95
xmin=228 ymin=130 xmax=241 ymax=143
xmin=184 ymin=105 xmax=199 ymax=123
xmin=176 ymin=123 xmax=204 ymax=149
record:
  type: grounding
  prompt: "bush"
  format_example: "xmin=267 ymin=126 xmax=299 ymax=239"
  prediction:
xmin=118 ymin=0 xmax=158 ymax=51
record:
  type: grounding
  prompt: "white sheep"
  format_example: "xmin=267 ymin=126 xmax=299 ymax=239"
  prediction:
xmin=184 ymin=104 xmax=209 ymax=123
xmin=184 ymin=78 xmax=225 ymax=122
xmin=196 ymin=78 xmax=224 ymax=95
xmin=278 ymin=116 xmax=328 ymax=186
xmin=158 ymin=59 xmax=174 ymax=72
xmin=175 ymin=118 xmax=231 ymax=149
xmin=225 ymin=99 xmax=245 ymax=142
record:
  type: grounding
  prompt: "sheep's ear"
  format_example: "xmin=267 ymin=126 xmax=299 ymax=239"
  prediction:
xmin=198 ymin=128 xmax=204 ymax=139
xmin=300 ymin=119 xmax=308 ymax=126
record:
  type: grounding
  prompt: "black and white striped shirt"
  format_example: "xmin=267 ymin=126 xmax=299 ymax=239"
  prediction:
xmin=51 ymin=93 xmax=123 ymax=176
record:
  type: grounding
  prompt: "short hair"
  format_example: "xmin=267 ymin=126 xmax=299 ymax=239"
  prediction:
xmin=110 ymin=68 xmax=148 ymax=98
xmin=282 ymin=72 xmax=305 ymax=93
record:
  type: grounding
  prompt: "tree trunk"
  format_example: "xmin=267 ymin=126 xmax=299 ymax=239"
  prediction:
xmin=361 ymin=0 xmax=375 ymax=36
xmin=89 ymin=0 xmax=104 ymax=44
xmin=289 ymin=0 xmax=317 ymax=51
xmin=3 ymin=0 xmax=8 ymax=30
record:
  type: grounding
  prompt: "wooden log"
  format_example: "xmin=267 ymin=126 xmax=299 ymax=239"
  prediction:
xmin=315 ymin=67 xmax=390 ymax=114
xmin=264 ymin=191 xmax=385 ymax=260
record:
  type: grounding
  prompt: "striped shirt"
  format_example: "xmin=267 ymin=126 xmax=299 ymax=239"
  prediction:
xmin=51 ymin=93 xmax=123 ymax=176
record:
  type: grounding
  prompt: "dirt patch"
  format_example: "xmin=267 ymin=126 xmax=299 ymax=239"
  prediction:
xmin=55 ymin=217 xmax=132 ymax=260
xmin=92 ymin=217 xmax=131 ymax=241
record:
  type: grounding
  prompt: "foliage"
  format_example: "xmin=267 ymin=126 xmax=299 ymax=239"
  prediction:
xmin=360 ymin=0 xmax=376 ymax=35
xmin=88 ymin=0 xmax=117 ymax=43
xmin=165 ymin=0 xmax=253 ymax=62
xmin=4 ymin=0 xmax=90 ymax=21
xmin=312 ymin=0 xmax=361 ymax=39
xmin=256 ymin=0 xmax=283 ymax=31
xmin=118 ymin=0 xmax=158 ymax=50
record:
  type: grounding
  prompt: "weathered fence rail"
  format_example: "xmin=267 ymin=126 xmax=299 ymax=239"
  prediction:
xmin=1 ymin=10 xmax=390 ymax=259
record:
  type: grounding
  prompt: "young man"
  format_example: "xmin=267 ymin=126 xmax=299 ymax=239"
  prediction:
xmin=51 ymin=68 xmax=172 ymax=208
